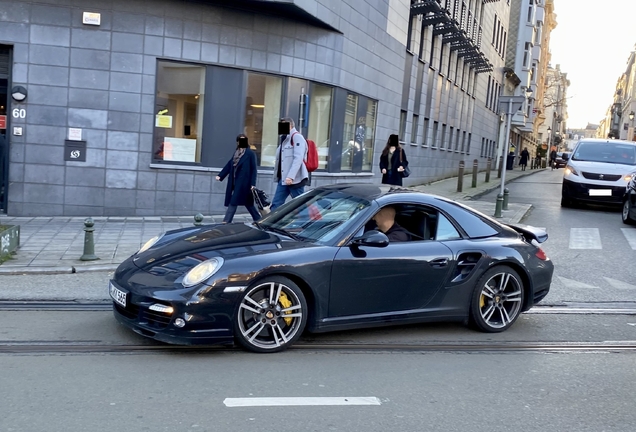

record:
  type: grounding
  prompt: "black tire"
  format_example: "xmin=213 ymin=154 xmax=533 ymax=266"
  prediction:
xmin=234 ymin=276 xmax=307 ymax=353
xmin=469 ymin=266 xmax=525 ymax=333
xmin=560 ymin=196 xmax=571 ymax=207
xmin=622 ymin=199 xmax=635 ymax=225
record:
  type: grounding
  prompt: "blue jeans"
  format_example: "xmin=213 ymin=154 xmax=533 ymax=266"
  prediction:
xmin=270 ymin=183 xmax=305 ymax=210
xmin=223 ymin=204 xmax=261 ymax=223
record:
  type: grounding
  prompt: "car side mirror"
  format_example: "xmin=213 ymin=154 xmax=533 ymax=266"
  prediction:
xmin=563 ymin=153 xmax=570 ymax=160
xmin=351 ymin=230 xmax=389 ymax=248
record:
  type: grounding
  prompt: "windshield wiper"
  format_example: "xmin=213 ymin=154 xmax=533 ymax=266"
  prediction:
xmin=261 ymin=226 xmax=304 ymax=241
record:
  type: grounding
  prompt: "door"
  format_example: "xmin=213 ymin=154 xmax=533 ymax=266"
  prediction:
xmin=0 ymin=45 xmax=11 ymax=214
xmin=328 ymin=241 xmax=453 ymax=318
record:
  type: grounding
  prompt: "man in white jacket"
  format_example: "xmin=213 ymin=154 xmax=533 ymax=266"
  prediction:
xmin=271 ymin=117 xmax=309 ymax=210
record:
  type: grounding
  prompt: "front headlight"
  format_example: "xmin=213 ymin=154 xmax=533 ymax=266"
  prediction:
xmin=564 ymin=165 xmax=579 ymax=176
xmin=182 ymin=258 xmax=224 ymax=287
xmin=624 ymin=174 xmax=633 ymax=182
xmin=137 ymin=233 xmax=164 ymax=255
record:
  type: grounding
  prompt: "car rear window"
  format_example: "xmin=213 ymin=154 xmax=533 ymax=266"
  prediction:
xmin=434 ymin=199 xmax=500 ymax=238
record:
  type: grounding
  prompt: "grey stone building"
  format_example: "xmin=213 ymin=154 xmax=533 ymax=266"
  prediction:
xmin=0 ymin=0 xmax=511 ymax=217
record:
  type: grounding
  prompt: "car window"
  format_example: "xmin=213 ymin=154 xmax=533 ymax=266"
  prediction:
xmin=436 ymin=199 xmax=500 ymax=238
xmin=435 ymin=213 xmax=461 ymax=240
xmin=572 ymin=142 xmax=636 ymax=165
xmin=259 ymin=189 xmax=371 ymax=244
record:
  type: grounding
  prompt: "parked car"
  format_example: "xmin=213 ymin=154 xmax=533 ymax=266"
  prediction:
xmin=555 ymin=152 xmax=570 ymax=168
xmin=622 ymin=175 xmax=636 ymax=224
xmin=561 ymin=138 xmax=636 ymax=207
xmin=110 ymin=184 xmax=554 ymax=353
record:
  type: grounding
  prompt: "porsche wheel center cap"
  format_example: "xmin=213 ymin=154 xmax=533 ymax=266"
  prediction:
xmin=495 ymin=296 xmax=501 ymax=303
xmin=265 ymin=311 xmax=274 ymax=319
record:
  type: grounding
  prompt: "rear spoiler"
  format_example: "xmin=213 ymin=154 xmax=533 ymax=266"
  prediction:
xmin=505 ymin=223 xmax=548 ymax=244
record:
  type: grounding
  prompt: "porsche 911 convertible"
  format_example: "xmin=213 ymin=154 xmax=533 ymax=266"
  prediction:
xmin=110 ymin=184 xmax=554 ymax=352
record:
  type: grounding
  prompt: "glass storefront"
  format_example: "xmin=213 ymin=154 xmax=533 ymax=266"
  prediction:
xmin=153 ymin=61 xmax=205 ymax=163
xmin=244 ymin=72 xmax=283 ymax=167
xmin=341 ymin=94 xmax=358 ymax=171
xmin=307 ymin=83 xmax=333 ymax=171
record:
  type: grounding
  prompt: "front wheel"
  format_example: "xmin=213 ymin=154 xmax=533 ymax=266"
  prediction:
xmin=469 ymin=266 xmax=525 ymax=333
xmin=622 ymin=199 xmax=635 ymax=225
xmin=234 ymin=276 xmax=308 ymax=353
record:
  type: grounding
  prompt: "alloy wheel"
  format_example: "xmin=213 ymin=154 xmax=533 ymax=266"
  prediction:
xmin=236 ymin=278 xmax=307 ymax=352
xmin=471 ymin=267 xmax=524 ymax=332
xmin=622 ymin=200 xmax=634 ymax=225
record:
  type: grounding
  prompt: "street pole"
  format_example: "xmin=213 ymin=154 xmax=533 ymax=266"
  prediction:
xmin=495 ymin=95 xmax=526 ymax=218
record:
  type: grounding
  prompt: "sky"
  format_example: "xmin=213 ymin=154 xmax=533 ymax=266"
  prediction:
xmin=549 ymin=1 xmax=636 ymax=129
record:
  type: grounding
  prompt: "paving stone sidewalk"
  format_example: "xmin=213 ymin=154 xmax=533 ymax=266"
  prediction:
xmin=0 ymin=168 xmax=543 ymax=274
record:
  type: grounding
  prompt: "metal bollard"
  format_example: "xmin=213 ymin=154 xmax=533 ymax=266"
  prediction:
xmin=80 ymin=217 xmax=99 ymax=261
xmin=457 ymin=161 xmax=465 ymax=192
xmin=485 ymin=158 xmax=491 ymax=183
xmin=503 ymin=188 xmax=510 ymax=210
xmin=471 ymin=159 xmax=478 ymax=188
xmin=494 ymin=193 xmax=504 ymax=218
xmin=497 ymin=156 xmax=503 ymax=179
xmin=194 ymin=213 xmax=204 ymax=226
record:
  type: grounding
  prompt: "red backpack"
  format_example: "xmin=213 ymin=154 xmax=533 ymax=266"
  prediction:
xmin=291 ymin=132 xmax=319 ymax=172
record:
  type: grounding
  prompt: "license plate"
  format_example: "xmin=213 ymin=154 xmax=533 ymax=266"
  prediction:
xmin=109 ymin=282 xmax=128 ymax=307
xmin=589 ymin=189 xmax=612 ymax=196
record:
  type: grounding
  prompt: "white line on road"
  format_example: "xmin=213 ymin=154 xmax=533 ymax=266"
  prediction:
xmin=569 ymin=228 xmax=602 ymax=249
xmin=223 ymin=397 xmax=382 ymax=407
xmin=621 ymin=228 xmax=636 ymax=250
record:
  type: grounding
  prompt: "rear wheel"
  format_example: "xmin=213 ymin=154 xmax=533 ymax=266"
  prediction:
xmin=469 ymin=266 xmax=524 ymax=333
xmin=622 ymin=199 xmax=635 ymax=225
xmin=234 ymin=276 xmax=307 ymax=353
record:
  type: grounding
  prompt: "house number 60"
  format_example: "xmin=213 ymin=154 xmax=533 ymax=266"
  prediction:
xmin=12 ymin=108 xmax=26 ymax=119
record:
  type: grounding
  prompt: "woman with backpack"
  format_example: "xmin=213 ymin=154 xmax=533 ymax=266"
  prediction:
xmin=379 ymin=134 xmax=408 ymax=186
xmin=216 ymin=134 xmax=261 ymax=223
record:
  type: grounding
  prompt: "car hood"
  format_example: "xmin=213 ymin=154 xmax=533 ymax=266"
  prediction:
xmin=569 ymin=160 xmax=636 ymax=174
xmin=132 ymin=223 xmax=300 ymax=275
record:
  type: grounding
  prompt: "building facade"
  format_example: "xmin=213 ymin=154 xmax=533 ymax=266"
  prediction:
xmin=598 ymin=47 xmax=636 ymax=142
xmin=0 ymin=0 xmax=511 ymax=217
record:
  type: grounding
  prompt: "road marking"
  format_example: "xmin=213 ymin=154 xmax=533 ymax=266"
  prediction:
xmin=527 ymin=307 xmax=636 ymax=315
xmin=569 ymin=228 xmax=602 ymax=249
xmin=223 ymin=397 xmax=382 ymax=407
xmin=603 ymin=277 xmax=636 ymax=290
xmin=557 ymin=276 xmax=598 ymax=289
xmin=621 ymin=228 xmax=636 ymax=249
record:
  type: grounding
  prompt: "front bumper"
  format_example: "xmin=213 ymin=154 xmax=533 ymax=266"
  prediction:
xmin=110 ymin=279 xmax=236 ymax=346
xmin=562 ymin=178 xmax=625 ymax=205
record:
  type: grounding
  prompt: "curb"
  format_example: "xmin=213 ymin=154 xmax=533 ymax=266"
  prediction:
xmin=0 ymin=264 xmax=119 ymax=276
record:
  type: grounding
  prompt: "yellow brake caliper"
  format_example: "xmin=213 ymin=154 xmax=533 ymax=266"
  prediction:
xmin=278 ymin=292 xmax=293 ymax=325
xmin=480 ymin=294 xmax=486 ymax=308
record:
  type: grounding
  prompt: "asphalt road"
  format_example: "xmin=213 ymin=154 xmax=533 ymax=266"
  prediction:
xmin=478 ymin=168 xmax=636 ymax=305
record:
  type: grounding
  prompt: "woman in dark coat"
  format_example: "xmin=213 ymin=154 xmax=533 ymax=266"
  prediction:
xmin=216 ymin=134 xmax=261 ymax=223
xmin=519 ymin=147 xmax=530 ymax=171
xmin=379 ymin=134 xmax=408 ymax=186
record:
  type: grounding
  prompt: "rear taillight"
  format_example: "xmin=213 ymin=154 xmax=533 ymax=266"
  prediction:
xmin=535 ymin=248 xmax=547 ymax=260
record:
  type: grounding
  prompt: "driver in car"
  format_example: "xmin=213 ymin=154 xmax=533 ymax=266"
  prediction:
xmin=372 ymin=206 xmax=411 ymax=242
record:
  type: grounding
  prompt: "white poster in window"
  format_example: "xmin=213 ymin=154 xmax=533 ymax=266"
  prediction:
xmin=163 ymin=137 xmax=197 ymax=162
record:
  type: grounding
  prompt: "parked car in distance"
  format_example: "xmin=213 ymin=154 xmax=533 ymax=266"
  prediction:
xmin=561 ymin=138 xmax=636 ymax=207
xmin=555 ymin=152 xmax=569 ymax=168
xmin=622 ymin=175 xmax=636 ymax=224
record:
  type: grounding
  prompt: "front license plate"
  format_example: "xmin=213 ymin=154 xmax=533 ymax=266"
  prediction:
xmin=109 ymin=282 xmax=128 ymax=307
xmin=589 ymin=189 xmax=612 ymax=196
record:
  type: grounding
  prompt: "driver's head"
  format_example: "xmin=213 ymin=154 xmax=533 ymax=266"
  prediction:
xmin=373 ymin=206 xmax=396 ymax=227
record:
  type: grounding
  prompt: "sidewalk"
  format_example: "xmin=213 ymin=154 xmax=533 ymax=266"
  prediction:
xmin=0 ymin=167 xmax=543 ymax=275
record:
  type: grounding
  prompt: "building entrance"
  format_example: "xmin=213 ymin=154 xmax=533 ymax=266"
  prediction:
xmin=0 ymin=45 xmax=11 ymax=214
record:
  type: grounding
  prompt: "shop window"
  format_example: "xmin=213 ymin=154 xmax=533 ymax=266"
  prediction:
xmin=244 ymin=72 xmax=283 ymax=167
xmin=153 ymin=61 xmax=205 ymax=163
xmin=363 ymin=100 xmax=378 ymax=171
xmin=307 ymin=83 xmax=332 ymax=171
xmin=341 ymin=94 xmax=358 ymax=171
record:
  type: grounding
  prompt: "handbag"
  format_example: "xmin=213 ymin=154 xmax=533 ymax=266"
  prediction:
xmin=252 ymin=187 xmax=271 ymax=214
xmin=399 ymin=149 xmax=411 ymax=178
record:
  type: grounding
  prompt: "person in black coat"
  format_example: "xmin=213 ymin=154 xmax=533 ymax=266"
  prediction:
xmin=519 ymin=147 xmax=530 ymax=171
xmin=216 ymin=134 xmax=261 ymax=223
xmin=379 ymin=134 xmax=408 ymax=186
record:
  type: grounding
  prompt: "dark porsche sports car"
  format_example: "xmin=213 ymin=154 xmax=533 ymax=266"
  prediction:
xmin=110 ymin=184 xmax=554 ymax=353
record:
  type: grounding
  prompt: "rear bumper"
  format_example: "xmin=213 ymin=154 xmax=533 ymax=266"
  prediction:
xmin=562 ymin=178 xmax=625 ymax=205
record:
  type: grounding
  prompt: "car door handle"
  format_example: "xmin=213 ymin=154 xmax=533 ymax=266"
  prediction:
xmin=430 ymin=258 xmax=449 ymax=268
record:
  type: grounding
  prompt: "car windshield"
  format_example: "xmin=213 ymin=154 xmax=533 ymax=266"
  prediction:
xmin=572 ymin=142 xmax=636 ymax=165
xmin=257 ymin=189 xmax=371 ymax=244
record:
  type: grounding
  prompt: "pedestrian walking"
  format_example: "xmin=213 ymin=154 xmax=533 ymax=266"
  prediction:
xmin=216 ymin=134 xmax=261 ymax=223
xmin=379 ymin=134 xmax=408 ymax=186
xmin=270 ymin=117 xmax=309 ymax=211
xmin=550 ymin=148 xmax=557 ymax=170
xmin=519 ymin=147 xmax=530 ymax=171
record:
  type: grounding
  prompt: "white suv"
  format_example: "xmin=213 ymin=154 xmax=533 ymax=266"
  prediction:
xmin=561 ymin=138 xmax=636 ymax=207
